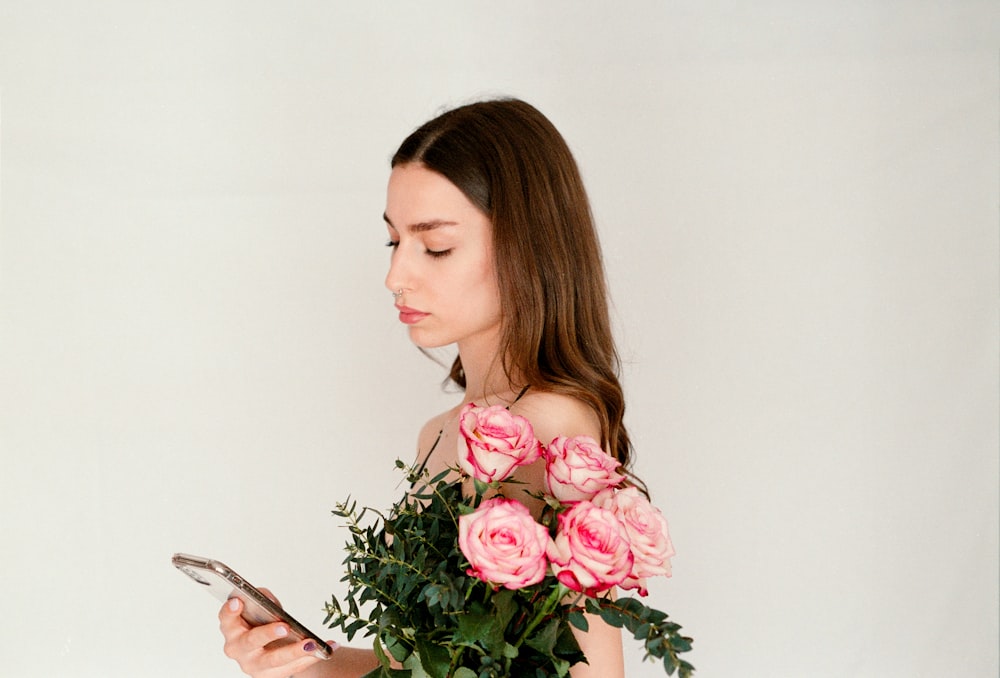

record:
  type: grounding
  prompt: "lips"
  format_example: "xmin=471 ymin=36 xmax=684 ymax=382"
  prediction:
xmin=396 ymin=305 xmax=429 ymax=325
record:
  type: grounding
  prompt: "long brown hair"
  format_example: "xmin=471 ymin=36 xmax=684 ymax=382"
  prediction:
xmin=392 ymin=98 xmax=637 ymax=476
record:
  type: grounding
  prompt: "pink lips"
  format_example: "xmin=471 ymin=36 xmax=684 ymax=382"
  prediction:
xmin=396 ymin=305 xmax=429 ymax=325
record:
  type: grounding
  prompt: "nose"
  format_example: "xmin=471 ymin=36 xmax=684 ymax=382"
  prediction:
xmin=384 ymin=246 xmax=410 ymax=296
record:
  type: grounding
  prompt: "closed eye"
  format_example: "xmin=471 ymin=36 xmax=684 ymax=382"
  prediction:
xmin=385 ymin=238 xmax=451 ymax=259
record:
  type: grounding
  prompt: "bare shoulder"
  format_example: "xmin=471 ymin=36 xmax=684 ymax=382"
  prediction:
xmin=501 ymin=390 xmax=602 ymax=513
xmin=415 ymin=407 xmax=459 ymax=472
xmin=511 ymin=391 xmax=602 ymax=446
xmin=415 ymin=407 xmax=454 ymax=457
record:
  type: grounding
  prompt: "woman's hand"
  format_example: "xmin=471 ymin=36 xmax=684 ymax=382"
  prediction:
xmin=218 ymin=589 xmax=330 ymax=678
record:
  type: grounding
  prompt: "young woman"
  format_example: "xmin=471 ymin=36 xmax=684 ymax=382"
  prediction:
xmin=219 ymin=98 xmax=638 ymax=678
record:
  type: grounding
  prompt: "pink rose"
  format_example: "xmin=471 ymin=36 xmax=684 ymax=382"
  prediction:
xmin=594 ymin=487 xmax=675 ymax=595
xmin=458 ymin=497 xmax=550 ymax=590
xmin=544 ymin=435 xmax=625 ymax=502
xmin=457 ymin=403 xmax=542 ymax=483
xmin=547 ymin=501 xmax=633 ymax=596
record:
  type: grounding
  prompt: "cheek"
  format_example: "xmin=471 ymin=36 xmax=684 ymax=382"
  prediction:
xmin=482 ymin=283 xmax=502 ymax=318
xmin=473 ymin=257 xmax=501 ymax=311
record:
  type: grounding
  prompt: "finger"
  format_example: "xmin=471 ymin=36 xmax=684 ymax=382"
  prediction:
xmin=222 ymin=620 xmax=292 ymax=665
xmin=256 ymin=637 xmax=328 ymax=672
xmin=220 ymin=598 xmax=291 ymax=650
xmin=219 ymin=597 xmax=251 ymax=634
xmin=245 ymin=621 xmax=293 ymax=652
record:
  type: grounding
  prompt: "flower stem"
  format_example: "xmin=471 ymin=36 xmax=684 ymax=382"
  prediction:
xmin=514 ymin=584 xmax=570 ymax=647
xmin=447 ymin=646 xmax=465 ymax=677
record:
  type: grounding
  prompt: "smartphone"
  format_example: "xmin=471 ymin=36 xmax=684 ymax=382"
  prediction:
xmin=172 ymin=553 xmax=333 ymax=660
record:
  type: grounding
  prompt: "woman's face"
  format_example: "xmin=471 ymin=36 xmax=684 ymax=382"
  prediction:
xmin=384 ymin=163 xmax=502 ymax=352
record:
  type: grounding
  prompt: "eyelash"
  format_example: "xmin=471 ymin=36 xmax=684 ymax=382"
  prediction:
xmin=384 ymin=240 xmax=452 ymax=259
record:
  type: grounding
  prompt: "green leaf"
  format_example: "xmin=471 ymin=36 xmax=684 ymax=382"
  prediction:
xmin=669 ymin=635 xmax=693 ymax=653
xmin=403 ymin=653 xmax=429 ymax=678
xmin=647 ymin=609 xmax=667 ymax=624
xmin=456 ymin=608 xmax=496 ymax=644
xmin=373 ymin=636 xmax=392 ymax=670
xmin=387 ymin=642 xmax=411 ymax=663
xmin=524 ymin=618 xmax=559 ymax=656
xmin=491 ymin=589 xmax=518 ymax=630
xmin=428 ymin=468 xmax=451 ymax=484
xmin=566 ymin=610 xmax=589 ymax=632
xmin=414 ymin=640 xmax=452 ymax=678
xmin=453 ymin=669 xmax=477 ymax=678
xmin=346 ymin=619 xmax=369 ymax=639
xmin=555 ymin=624 xmax=583 ymax=659
xmin=662 ymin=650 xmax=678 ymax=675
xmin=620 ymin=597 xmax=646 ymax=617
xmin=551 ymin=657 xmax=571 ymax=677
xmin=598 ymin=606 xmax=625 ymax=628
xmin=552 ymin=622 xmax=586 ymax=667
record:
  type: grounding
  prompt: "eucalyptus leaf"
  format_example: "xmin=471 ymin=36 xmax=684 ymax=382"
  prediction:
xmin=566 ymin=611 xmax=588 ymax=632
xmin=598 ymin=606 xmax=625 ymax=628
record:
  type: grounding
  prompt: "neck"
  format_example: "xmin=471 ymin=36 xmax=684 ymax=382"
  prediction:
xmin=456 ymin=333 xmax=523 ymax=405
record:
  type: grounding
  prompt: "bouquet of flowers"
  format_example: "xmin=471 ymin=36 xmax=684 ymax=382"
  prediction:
xmin=325 ymin=403 xmax=694 ymax=678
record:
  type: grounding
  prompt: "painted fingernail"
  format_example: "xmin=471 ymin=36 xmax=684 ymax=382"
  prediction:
xmin=227 ymin=598 xmax=240 ymax=612
xmin=303 ymin=641 xmax=317 ymax=653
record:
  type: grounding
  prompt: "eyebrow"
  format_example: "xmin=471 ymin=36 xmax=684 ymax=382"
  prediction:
xmin=382 ymin=213 xmax=459 ymax=233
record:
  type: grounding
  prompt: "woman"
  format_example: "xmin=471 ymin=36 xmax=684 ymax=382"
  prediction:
xmin=219 ymin=98 xmax=637 ymax=678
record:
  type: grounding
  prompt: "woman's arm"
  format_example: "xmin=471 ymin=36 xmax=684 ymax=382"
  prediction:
xmin=570 ymin=610 xmax=626 ymax=678
xmin=508 ymin=391 xmax=626 ymax=678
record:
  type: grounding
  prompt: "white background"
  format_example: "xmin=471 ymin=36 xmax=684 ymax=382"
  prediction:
xmin=1 ymin=2 xmax=997 ymax=677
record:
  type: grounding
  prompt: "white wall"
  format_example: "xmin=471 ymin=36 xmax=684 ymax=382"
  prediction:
xmin=1 ymin=2 xmax=997 ymax=677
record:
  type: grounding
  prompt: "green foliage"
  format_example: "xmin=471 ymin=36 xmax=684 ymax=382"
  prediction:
xmin=326 ymin=462 xmax=695 ymax=677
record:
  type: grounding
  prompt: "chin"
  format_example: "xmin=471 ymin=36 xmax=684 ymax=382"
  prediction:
xmin=407 ymin=329 xmax=453 ymax=350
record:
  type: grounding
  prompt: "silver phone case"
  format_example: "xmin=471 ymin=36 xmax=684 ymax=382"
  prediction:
xmin=172 ymin=552 xmax=333 ymax=660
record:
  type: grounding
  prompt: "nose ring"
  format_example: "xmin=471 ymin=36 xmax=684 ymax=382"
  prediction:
xmin=391 ymin=289 xmax=404 ymax=299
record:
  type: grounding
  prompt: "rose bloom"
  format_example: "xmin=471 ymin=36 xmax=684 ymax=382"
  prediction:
xmin=594 ymin=487 xmax=675 ymax=596
xmin=544 ymin=435 xmax=625 ymax=502
xmin=458 ymin=497 xmax=550 ymax=590
xmin=547 ymin=501 xmax=633 ymax=597
xmin=457 ymin=403 xmax=541 ymax=483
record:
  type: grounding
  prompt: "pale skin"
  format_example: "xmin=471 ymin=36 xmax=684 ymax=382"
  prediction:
xmin=218 ymin=163 xmax=625 ymax=678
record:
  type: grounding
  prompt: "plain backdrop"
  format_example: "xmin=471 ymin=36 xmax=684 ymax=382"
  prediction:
xmin=1 ymin=2 xmax=997 ymax=677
